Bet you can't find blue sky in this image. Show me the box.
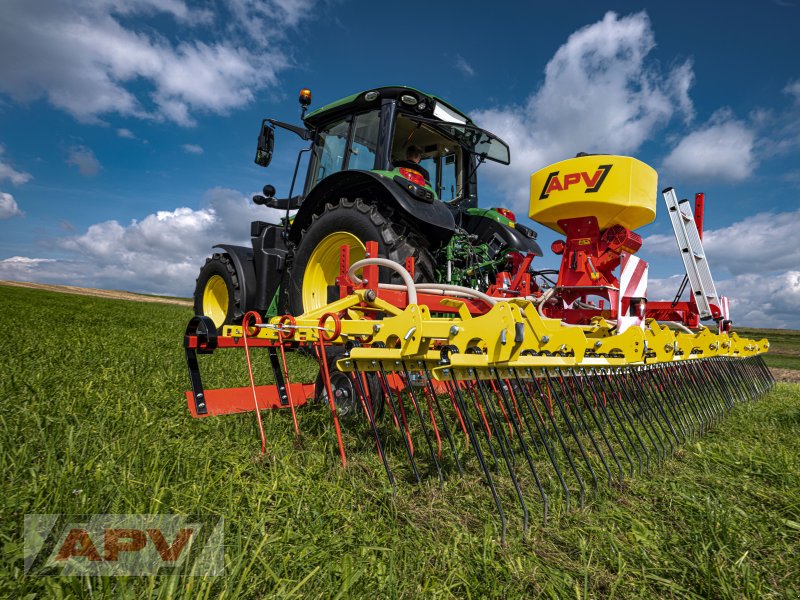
[0,0,798,327]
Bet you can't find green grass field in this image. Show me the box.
[1,285,799,599]
[737,327,800,372]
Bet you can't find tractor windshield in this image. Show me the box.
[392,114,466,201]
[406,115,510,165]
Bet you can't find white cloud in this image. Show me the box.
[0,192,24,219]
[661,109,756,182]
[0,188,283,295]
[645,208,800,278]
[0,0,306,126]
[455,55,475,77]
[786,80,800,103]
[66,146,102,177]
[182,143,204,155]
[473,11,694,211]
[117,128,135,139]
[649,272,800,329]
[0,145,32,185]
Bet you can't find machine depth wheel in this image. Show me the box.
[315,358,385,421]
[193,253,242,329]
[282,197,434,316]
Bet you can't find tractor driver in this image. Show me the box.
[394,145,431,183]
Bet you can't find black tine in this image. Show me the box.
[401,363,443,484]
[351,364,396,495]
[604,370,655,473]
[473,372,530,532]
[556,368,614,486]
[574,368,625,482]
[545,370,599,495]
[422,364,463,476]
[494,373,549,526]
[377,363,422,483]
[530,371,587,508]
[514,369,572,512]
[464,381,502,472]
[446,374,507,542]
[588,370,642,476]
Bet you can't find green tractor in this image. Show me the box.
[194,86,542,328]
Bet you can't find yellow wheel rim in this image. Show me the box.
[203,274,229,328]
[302,232,365,313]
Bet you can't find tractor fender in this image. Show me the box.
[463,213,544,257]
[212,244,256,316]
[289,170,456,245]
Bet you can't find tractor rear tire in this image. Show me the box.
[282,198,434,316]
[193,253,242,329]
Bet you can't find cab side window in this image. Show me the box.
[311,118,349,187]
[348,111,380,171]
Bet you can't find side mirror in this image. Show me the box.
[254,120,274,167]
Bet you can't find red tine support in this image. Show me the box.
[489,379,514,437]
[420,378,443,458]
[317,313,347,468]
[504,379,526,436]
[242,311,268,455]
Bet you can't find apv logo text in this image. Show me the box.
[24,514,224,576]
[539,164,613,200]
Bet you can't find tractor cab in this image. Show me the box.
[196,86,540,329]
[260,86,510,210]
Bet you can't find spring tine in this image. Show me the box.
[394,388,415,455]
[589,370,642,475]
[557,371,588,436]
[489,379,516,439]
[652,364,691,439]
[504,379,538,452]
[689,360,720,424]
[645,365,686,444]
[494,372,549,526]
[625,368,667,462]
[649,364,689,442]
[677,362,708,434]
[545,370,599,494]
[418,374,443,459]
[315,341,347,468]
[422,364,463,476]
[629,367,673,460]
[608,369,653,472]
[584,369,636,477]
[473,372,529,531]
[632,366,674,455]
[688,361,721,426]
[573,369,625,482]
[275,344,300,438]
[444,378,470,445]
[351,364,396,495]
[446,375,507,542]
[531,371,586,507]
[557,368,614,486]
[478,378,518,466]
[513,369,572,512]
[464,381,501,472]
[504,379,530,442]
[401,363,443,483]
[377,364,421,483]
[485,379,519,465]
[636,366,679,451]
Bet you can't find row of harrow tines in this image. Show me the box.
[185,258,773,540]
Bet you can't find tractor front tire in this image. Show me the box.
[283,198,434,316]
[193,253,242,329]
